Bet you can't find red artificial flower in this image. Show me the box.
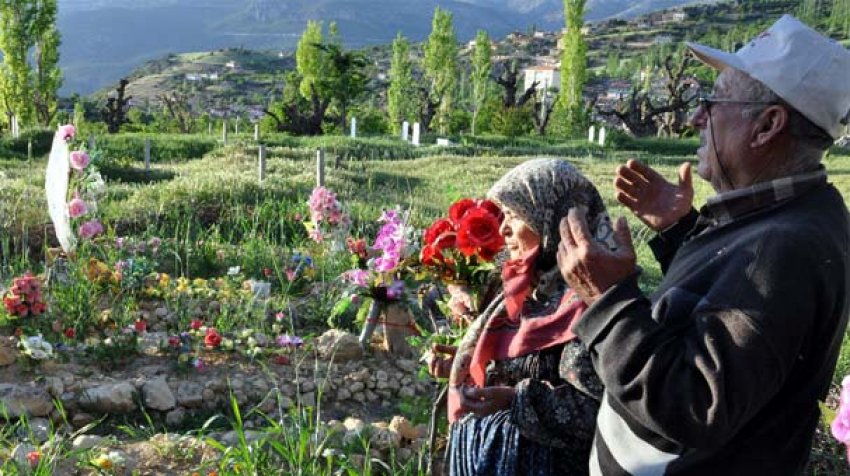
[64,327,76,339]
[134,320,147,333]
[273,354,290,365]
[449,198,476,224]
[31,302,46,316]
[479,199,503,222]
[204,328,222,348]
[26,450,40,467]
[190,319,203,330]
[424,218,455,246]
[420,244,439,267]
[3,295,19,313]
[168,335,180,347]
[457,207,504,258]
[15,304,29,318]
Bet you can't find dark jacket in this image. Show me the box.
[575,178,850,475]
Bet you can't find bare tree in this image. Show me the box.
[159,91,195,134]
[263,83,330,136]
[101,79,132,134]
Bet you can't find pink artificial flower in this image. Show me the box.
[58,124,75,141]
[832,376,850,443]
[134,320,147,333]
[26,450,40,467]
[275,312,286,321]
[78,220,104,239]
[168,336,180,347]
[68,198,88,218]
[69,151,90,170]
[190,319,203,330]
[116,237,125,249]
[342,269,370,287]
[286,269,297,282]
[192,358,205,370]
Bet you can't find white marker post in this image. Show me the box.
[316,149,325,187]
[350,117,357,138]
[222,120,228,145]
[401,121,409,141]
[144,138,151,170]
[254,123,260,141]
[588,125,596,144]
[412,122,420,146]
[598,127,606,147]
[258,145,267,182]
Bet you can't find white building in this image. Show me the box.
[523,65,561,93]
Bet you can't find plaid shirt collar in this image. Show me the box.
[700,166,828,226]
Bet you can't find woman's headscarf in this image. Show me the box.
[448,158,614,423]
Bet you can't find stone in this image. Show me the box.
[396,359,418,373]
[220,430,262,446]
[343,417,366,434]
[253,332,270,347]
[336,388,351,401]
[142,377,176,411]
[72,434,106,450]
[0,383,53,417]
[166,407,186,427]
[19,417,51,443]
[397,448,412,461]
[300,391,316,407]
[316,329,363,362]
[43,377,64,397]
[0,344,16,366]
[154,307,168,318]
[176,382,203,408]
[352,392,366,403]
[202,388,215,402]
[389,416,418,441]
[415,423,428,439]
[399,386,416,398]
[79,382,137,414]
[365,390,379,402]
[349,381,365,393]
[71,413,95,429]
[11,443,37,467]
[375,370,388,381]
[300,380,316,393]
[369,426,401,450]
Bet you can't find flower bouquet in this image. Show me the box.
[333,208,420,355]
[304,186,351,249]
[419,198,504,323]
[2,272,47,319]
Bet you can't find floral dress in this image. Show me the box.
[447,295,603,475]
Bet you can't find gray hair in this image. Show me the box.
[728,69,832,170]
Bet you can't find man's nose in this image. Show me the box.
[688,103,708,129]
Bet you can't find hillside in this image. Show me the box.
[57,0,719,95]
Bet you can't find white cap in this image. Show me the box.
[687,14,850,139]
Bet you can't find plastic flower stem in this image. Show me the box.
[358,299,382,349]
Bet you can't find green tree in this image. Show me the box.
[558,0,588,136]
[387,33,418,134]
[316,43,368,131]
[296,20,325,100]
[424,7,459,134]
[471,30,492,136]
[0,0,62,129]
[830,0,850,35]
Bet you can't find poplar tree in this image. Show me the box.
[558,0,588,135]
[296,20,325,100]
[424,7,458,134]
[830,0,850,35]
[387,33,417,134]
[471,30,492,136]
[0,0,62,129]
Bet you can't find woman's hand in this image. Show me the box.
[459,385,516,417]
[428,344,457,379]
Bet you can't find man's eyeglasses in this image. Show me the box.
[697,96,776,109]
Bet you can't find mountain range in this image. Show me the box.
[57,0,715,95]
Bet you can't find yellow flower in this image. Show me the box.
[92,455,113,470]
[159,273,171,288]
[193,278,208,288]
[176,277,190,294]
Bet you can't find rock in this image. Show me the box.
[72,434,105,450]
[0,383,53,417]
[142,377,176,411]
[389,416,418,441]
[337,388,351,401]
[71,413,95,429]
[399,386,416,398]
[397,447,412,461]
[11,443,37,467]
[220,430,263,446]
[176,382,203,408]
[154,307,168,318]
[369,426,401,450]
[343,417,366,434]
[316,329,363,362]
[253,332,270,347]
[349,381,365,393]
[18,417,51,443]
[166,408,186,427]
[79,382,137,414]
[414,423,428,439]
[0,345,16,366]
[43,377,64,397]
[366,390,379,402]
[300,380,316,393]
[202,388,215,402]
[396,359,418,373]
[300,391,316,407]
[352,392,366,403]
[376,370,389,381]
[279,396,294,410]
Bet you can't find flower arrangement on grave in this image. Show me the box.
[304,186,351,246]
[2,272,47,319]
[45,124,107,254]
[332,207,421,353]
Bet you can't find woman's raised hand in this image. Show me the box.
[614,159,693,232]
[428,344,457,379]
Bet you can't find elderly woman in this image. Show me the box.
[445,158,615,475]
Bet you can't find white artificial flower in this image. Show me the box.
[19,335,54,360]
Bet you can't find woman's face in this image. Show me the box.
[499,208,540,260]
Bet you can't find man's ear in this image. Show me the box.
[751,105,789,147]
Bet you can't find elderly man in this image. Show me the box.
[557,15,850,475]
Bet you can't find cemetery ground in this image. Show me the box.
[0,132,849,474]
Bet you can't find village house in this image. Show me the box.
[523,65,560,93]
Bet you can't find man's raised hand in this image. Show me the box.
[614,159,693,232]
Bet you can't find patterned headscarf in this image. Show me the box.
[487,158,614,269]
